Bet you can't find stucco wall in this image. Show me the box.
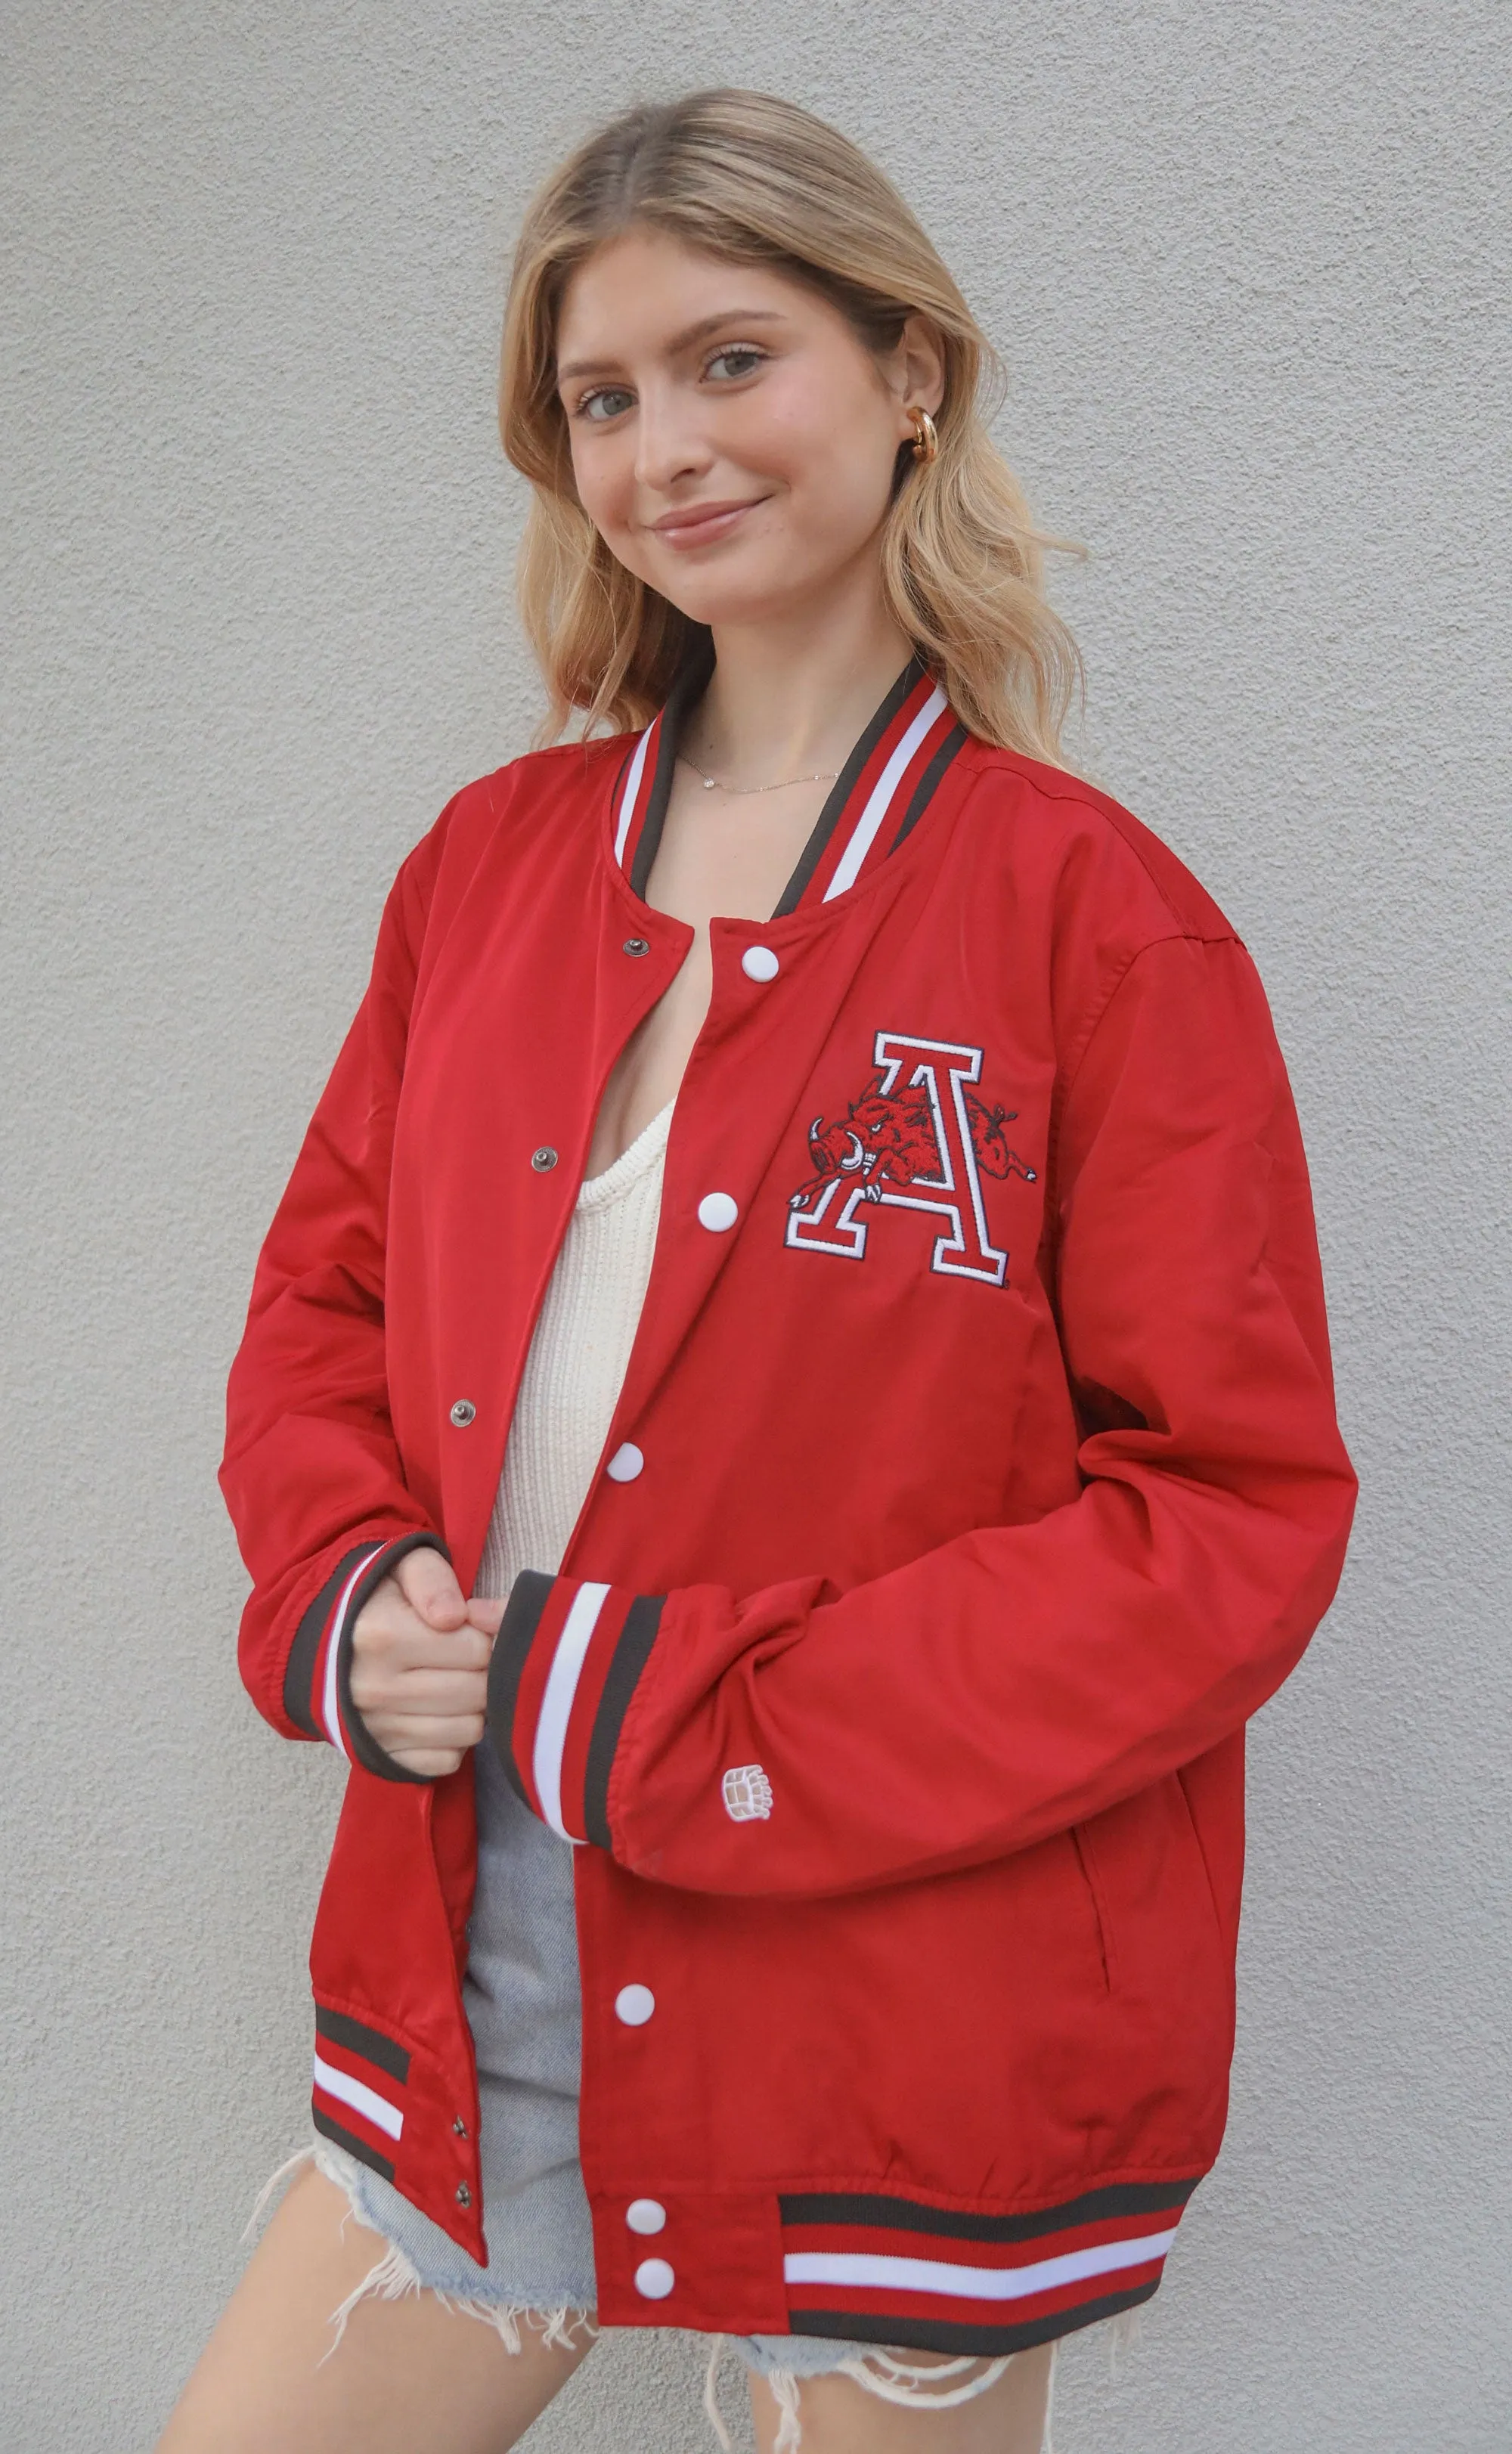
[4,3,1507,2446]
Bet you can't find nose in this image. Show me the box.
[634,377,714,494]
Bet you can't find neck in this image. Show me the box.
[693,562,916,785]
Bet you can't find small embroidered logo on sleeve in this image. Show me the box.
[722,1764,773,1822]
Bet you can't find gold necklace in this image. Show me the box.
[677,752,839,797]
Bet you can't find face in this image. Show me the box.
[553,228,944,631]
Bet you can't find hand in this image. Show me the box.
[348,1547,493,1778]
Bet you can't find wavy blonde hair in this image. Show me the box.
[500,89,1082,761]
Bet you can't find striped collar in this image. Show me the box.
[611,647,968,916]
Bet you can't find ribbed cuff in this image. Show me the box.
[486,1571,665,1845]
[284,1532,451,1782]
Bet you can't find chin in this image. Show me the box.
[646,559,822,634]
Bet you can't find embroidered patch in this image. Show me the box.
[786,1030,1036,1285]
[722,1765,774,1822]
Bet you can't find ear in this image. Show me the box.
[888,313,947,435]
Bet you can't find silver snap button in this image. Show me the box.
[453,2117,469,2138]
[455,2182,472,2207]
[531,1146,559,1171]
[449,1399,476,1427]
[623,937,651,957]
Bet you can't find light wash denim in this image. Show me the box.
[289,1743,1045,2446]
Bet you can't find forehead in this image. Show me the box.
[554,228,830,366]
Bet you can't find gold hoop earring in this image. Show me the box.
[908,407,939,464]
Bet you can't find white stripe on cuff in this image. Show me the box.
[321,1546,386,1756]
[823,686,949,900]
[312,2051,404,2141]
[533,1582,611,1841]
[782,2226,1177,2303]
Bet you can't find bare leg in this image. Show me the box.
[748,2342,1055,2454]
[156,2164,593,2454]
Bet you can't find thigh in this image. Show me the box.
[748,2341,1054,2454]
[156,2164,593,2454]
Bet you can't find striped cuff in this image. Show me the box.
[779,2178,1199,2353]
[283,1532,450,1783]
[486,1571,665,1846]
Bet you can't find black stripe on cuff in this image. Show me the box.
[581,1594,666,1850]
[284,1544,378,1738]
[779,2177,1198,2245]
[311,2104,397,2186]
[485,1570,556,1809]
[314,2004,412,2086]
[334,1532,451,1785]
[789,2277,1162,2359]
[889,722,968,849]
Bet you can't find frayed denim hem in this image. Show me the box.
[246,2146,1126,2451]
[705,2332,1062,2454]
[245,2143,598,2366]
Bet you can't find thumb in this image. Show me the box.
[394,1543,466,1630]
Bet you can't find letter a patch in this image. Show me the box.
[785,1030,1036,1285]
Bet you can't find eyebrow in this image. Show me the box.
[557,308,789,385]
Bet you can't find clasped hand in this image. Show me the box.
[348,1548,507,1778]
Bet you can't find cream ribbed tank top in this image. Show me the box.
[477,1098,674,1599]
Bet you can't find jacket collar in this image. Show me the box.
[610,640,968,916]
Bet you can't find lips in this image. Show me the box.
[650,497,767,549]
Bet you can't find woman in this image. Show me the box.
[161,88,1356,2454]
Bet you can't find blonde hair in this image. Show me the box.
[500,89,1082,761]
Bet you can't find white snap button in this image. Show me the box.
[614,1984,655,2026]
[697,1191,739,1233]
[634,2257,675,2299]
[606,1442,644,1483]
[741,945,779,982]
[626,2198,666,2235]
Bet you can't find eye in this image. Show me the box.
[574,386,634,423]
[704,345,767,383]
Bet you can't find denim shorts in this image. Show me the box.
[256,2140,1047,2453]
[268,1749,1053,2448]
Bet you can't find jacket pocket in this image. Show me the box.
[1069,1821,1117,1992]
[1176,1763,1228,1946]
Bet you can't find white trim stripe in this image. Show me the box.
[312,2051,404,2141]
[533,1582,612,1840]
[612,725,654,866]
[321,1546,385,1756]
[782,2226,1177,2304]
[823,686,950,900]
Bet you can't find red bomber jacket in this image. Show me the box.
[222,656,1356,2359]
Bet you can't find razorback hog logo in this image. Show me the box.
[786,1030,1036,1285]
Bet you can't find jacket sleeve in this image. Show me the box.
[220,835,450,1783]
[487,931,1358,1892]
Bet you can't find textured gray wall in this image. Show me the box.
[4,3,1507,2448]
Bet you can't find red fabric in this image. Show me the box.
[220,727,1355,2340]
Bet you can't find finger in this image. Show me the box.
[365,1669,491,1718]
[360,1615,493,1675]
[387,1748,467,1780]
[466,1595,506,1638]
[364,1713,485,1761]
[395,1544,468,1630]
[393,1622,493,1675]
